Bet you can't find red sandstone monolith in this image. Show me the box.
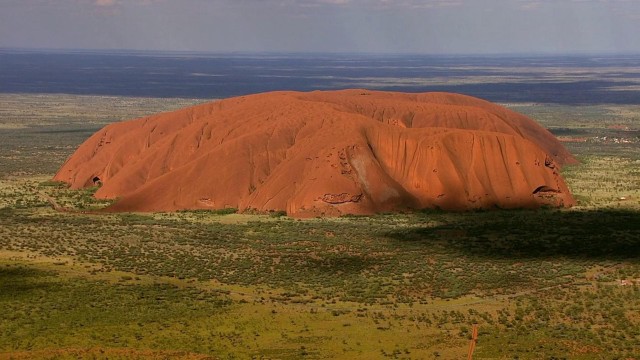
[54,90,576,217]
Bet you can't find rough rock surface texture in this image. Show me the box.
[55,90,577,217]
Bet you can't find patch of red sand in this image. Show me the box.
[54,90,577,217]
[558,136,588,143]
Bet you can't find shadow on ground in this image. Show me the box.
[0,266,54,297]
[384,209,640,260]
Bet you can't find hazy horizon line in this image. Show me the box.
[2,46,640,58]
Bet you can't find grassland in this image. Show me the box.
[0,94,638,359]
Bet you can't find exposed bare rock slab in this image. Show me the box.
[55,90,576,217]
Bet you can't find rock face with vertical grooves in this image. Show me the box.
[54,89,577,217]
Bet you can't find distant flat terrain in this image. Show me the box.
[2,50,640,104]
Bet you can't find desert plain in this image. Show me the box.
[1,57,639,359]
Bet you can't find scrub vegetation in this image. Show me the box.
[0,94,638,359]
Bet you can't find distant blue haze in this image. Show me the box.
[1,50,640,104]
